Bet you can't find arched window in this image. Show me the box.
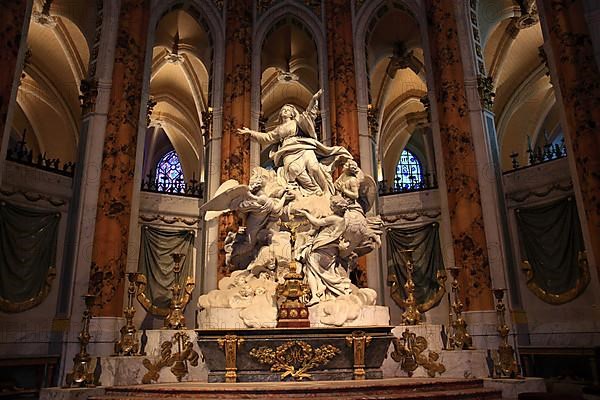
[394,149,423,190]
[156,150,185,193]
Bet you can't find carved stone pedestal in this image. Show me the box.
[197,326,393,382]
[381,324,489,379]
[98,329,207,386]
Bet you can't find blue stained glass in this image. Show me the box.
[394,149,423,190]
[156,150,185,193]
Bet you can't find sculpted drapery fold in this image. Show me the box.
[537,0,600,277]
[88,0,150,316]
[425,0,493,311]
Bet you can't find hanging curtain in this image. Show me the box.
[138,225,195,308]
[516,196,589,304]
[0,201,60,312]
[386,222,446,312]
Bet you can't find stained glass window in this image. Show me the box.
[394,149,423,190]
[156,150,185,193]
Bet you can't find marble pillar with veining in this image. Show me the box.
[0,0,28,172]
[325,0,360,161]
[88,0,150,317]
[217,0,253,282]
[425,0,494,311]
[537,0,600,276]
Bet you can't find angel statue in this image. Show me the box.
[238,89,352,196]
[200,168,294,273]
[294,196,353,305]
[334,159,383,265]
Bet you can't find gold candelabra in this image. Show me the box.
[164,253,194,329]
[115,272,139,355]
[492,288,519,378]
[447,267,472,350]
[135,253,195,329]
[277,218,310,328]
[400,249,421,325]
[65,294,96,387]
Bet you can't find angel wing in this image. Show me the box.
[357,174,377,213]
[200,179,251,221]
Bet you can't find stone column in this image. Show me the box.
[88,0,150,317]
[536,0,600,276]
[217,0,253,281]
[325,0,360,161]
[424,0,494,311]
[0,0,30,186]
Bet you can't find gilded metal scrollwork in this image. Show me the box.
[250,340,340,381]
[521,251,590,305]
[0,266,57,313]
[142,332,199,384]
[391,328,445,378]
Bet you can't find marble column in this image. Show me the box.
[217,0,252,281]
[0,0,29,184]
[537,0,600,276]
[325,0,360,161]
[425,0,494,311]
[88,0,150,317]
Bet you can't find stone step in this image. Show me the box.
[91,378,502,400]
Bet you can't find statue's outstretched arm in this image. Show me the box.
[237,126,280,145]
[306,89,323,117]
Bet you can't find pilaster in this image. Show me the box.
[536,0,600,279]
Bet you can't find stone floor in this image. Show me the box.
[81,378,503,399]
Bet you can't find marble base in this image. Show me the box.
[39,387,105,400]
[198,305,390,329]
[381,324,489,379]
[392,324,445,351]
[99,355,207,386]
[97,329,207,386]
[483,377,546,400]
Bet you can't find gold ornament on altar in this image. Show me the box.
[447,267,472,350]
[65,294,96,387]
[114,272,139,355]
[142,331,199,383]
[217,334,244,383]
[491,289,520,378]
[391,328,445,378]
[249,340,340,381]
[135,253,195,329]
[346,330,372,380]
[277,218,310,328]
[400,249,421,325]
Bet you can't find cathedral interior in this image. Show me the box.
[0,0,599,399]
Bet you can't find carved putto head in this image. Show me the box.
[330,195,349,215]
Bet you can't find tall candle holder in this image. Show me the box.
[115,272,139,355]
[400,249,421,325]
[492,288,519,378]
[65,294,96,387]
[447,267,472,350]
[164,253,194,329]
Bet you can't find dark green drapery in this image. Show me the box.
[516,196,586,298]
[0,201,60,307]
[138,225,195,308]
[386,222,445,310]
